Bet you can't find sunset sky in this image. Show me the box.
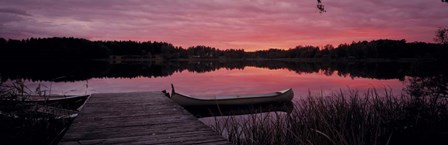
[0,0,447,51]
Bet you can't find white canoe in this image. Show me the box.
[169,84,294,106]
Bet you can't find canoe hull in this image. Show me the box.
[1,95,90,111]
[171,88,294,106]
[27,95,90,111]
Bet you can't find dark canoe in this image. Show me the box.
[169,84,294,106]
[3,95,90,111]
[0,95,90,145]
[0,104,79,145]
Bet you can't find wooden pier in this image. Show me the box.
[59,92,230,145]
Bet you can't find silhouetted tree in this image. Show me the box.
[434,27,448,45]
[316,0,447,13]
[0,37,446,61]
[317,0,326,13]
[0,38,6,46]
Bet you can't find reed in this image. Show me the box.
[211,89,448,145]
[0,80,72,145]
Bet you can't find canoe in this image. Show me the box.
[169,84,294,106]
[0,104,80,120]
[0,95,89,145]
[8,95,90,111]
[0,105,78,145]
[0,95,90,119]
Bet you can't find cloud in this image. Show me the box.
[0,0,447,50]
[0,8,31,16]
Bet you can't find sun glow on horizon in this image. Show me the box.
[0,0,446,51]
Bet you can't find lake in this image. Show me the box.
[1,60,429,99]
[1,60,448,145]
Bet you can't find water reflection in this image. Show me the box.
[2,60,446,82]
[405,74,448,102]
[184,101,294,118]
[1,60,447,99]
[2,60,448,145]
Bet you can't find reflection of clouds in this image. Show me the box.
[1,0,447,50]
[26,67,404,101]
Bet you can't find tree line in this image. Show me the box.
[0,37,446,61]
[1,60,447,82]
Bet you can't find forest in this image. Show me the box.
[1,60,447,82]
[0,37,446,61]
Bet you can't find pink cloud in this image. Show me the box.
[0,0,447,50]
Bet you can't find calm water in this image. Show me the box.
[1,60,421,100]
[3,60,445,98]
[1,60,447,144]
[19,66,404,99]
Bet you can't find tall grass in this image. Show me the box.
[0,80,73,145]
[211,89,448,145]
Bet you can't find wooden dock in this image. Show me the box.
[59,92,230,145]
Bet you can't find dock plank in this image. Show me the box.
[59,92,230,145]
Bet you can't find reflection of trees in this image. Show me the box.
[1,61,447,82]
[330,62,411,80]
[405,75,448,102]
[404,61,448,103]
[0,61,110,82]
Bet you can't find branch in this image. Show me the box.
[317,0,326,13]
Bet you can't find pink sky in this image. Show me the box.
[0,0,447,51]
